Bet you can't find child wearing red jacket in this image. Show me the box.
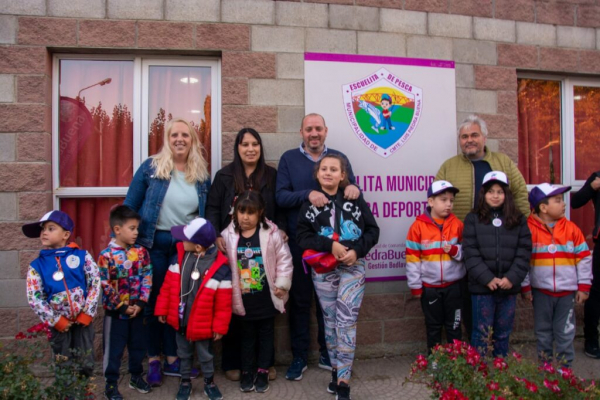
[155,218,232,400]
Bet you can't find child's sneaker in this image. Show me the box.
[104,383,123,400]
[176,380,192,400]
[336,382,351,400]
[147,360,162,387]
[255,369,269,393]
[327,369,337,394]
[129,374,151,394]
[203,377,223,400]
[164,359,201,378]
[240,371,255,392]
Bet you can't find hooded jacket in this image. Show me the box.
[26,243,101,332]
[571,170,600,241]
[522,214,592,295]
[154,242,232,341]
[406,209,465,296]
[463,210,532,295]
[222,219,293,316]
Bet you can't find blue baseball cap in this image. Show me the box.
[427,180,459,198]
[171,217,216,248]
[22,210,74,238]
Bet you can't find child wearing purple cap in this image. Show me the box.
[22,210,101,377]
[522,183,592,368]
[155,217,232,400]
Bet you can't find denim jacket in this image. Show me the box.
[124,158,211,249]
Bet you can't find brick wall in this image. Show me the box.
[1,0,597,360]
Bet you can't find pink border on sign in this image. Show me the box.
[366,276,408,282]
[305,52,454,69]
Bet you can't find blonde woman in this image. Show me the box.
[124,118,211,387]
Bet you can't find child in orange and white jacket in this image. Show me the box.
[522,183,592,367]
[155,218,232,400]
[406,181,465,353]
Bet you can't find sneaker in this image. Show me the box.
[225,369,241,381]
[319,353,333,371]
[164,359,201,379]
[585,343,600,359]
[327,369,337,394]
[176,380,193,400]
[203,377,223,400]
[268,366,277,381]
[336,382,351,400]
[104,383,123,400]
[255,370,270,393]
[147,360,162,387]
[129,374,152,394]
[240,371,255,392]
[285,357,307,381]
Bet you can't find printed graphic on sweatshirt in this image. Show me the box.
[342,67,422,158]
[236,246,266,294]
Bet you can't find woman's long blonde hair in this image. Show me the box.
[150,118,209,183]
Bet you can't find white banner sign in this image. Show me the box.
[305,53,457,281]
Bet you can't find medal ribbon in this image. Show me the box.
[56,256,76,320]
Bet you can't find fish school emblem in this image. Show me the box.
[343,68,422,158]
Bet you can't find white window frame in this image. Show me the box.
[518,74,600,219]
[51,54,221,208]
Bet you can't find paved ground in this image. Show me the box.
[95,340,600,399]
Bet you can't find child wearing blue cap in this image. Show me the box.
[22,210,101,377]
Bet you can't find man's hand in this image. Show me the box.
[576,291,590,304]
[591,176,600,191]
[309,190,329,208]
[215,237,227,253]
[343,184,360,200]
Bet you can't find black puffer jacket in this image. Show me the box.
[572,170,600,241]
[463,210,532,295]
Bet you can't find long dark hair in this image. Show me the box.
[313,154,350,190]
[232,190,268,232]
[232,128,269,194]
[474,182,523,229]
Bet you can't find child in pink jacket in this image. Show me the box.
[221,190,293,393]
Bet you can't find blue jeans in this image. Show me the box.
[146,230,178,358]
[471,294,516,357]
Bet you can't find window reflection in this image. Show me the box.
[517,79,562,184]
[573,86,600,181]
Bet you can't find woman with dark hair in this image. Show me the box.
[463,171,531,357]
[206,127,286,381]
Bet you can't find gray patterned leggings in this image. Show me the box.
[312,260,366,382]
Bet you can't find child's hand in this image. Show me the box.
[576,291,589,304]
[338,250,358,266]
[486,277,501,291]
[274,287,288,299]
[63,321,74,332]
[413,293,422,299]
[125,306,136,315]
[280,230,289,243]
[332,242,347,259]
[442,244,452,253]
[216,237,227,253]
[158,316,167,323]
[130,305,142,318]
[498,277,513,290]
[521,291,533,302]
[213,333,223,341]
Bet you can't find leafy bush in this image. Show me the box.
[405,340,600,399]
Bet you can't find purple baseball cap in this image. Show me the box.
[171,218,216,248]
[22,210,74,238]
[427,180,460,198]
[528,183,572,209]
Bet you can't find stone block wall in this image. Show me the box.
[1,0,598,360]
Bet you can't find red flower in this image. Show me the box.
[14,332,27,340]
[541,362,556,374]
[512,352,523,362]
[493,357,508,371]
[525,380,538,393]
[544,378,561,393]
[466,348,481,366]
[559,367,573,380]
[487,381,499,391]
[415,354,428,370]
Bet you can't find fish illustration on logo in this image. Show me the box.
[343,67,423,158]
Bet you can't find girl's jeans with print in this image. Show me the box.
[312,260,365,382]
[471,294,517,357]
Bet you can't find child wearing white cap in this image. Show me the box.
[463,171,531,357]
[522,183,592,367]
[154,217,232,400]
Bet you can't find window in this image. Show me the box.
[517,76,600,248]
[53,55,221,257]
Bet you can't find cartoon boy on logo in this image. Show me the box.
[380,93,395,131]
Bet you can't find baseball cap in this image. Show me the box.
[482,171,509,186]
[427,180,460,198]
[528,183,572,209]
[171,217,216,248]
[22,210,74,238]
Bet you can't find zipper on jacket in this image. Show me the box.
[440,232,445,284]
[494,213,500,278]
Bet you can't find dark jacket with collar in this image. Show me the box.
[463,210,532,295]
[206,163,286,235]
[296,189,379,259]
[571,170,600,241]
